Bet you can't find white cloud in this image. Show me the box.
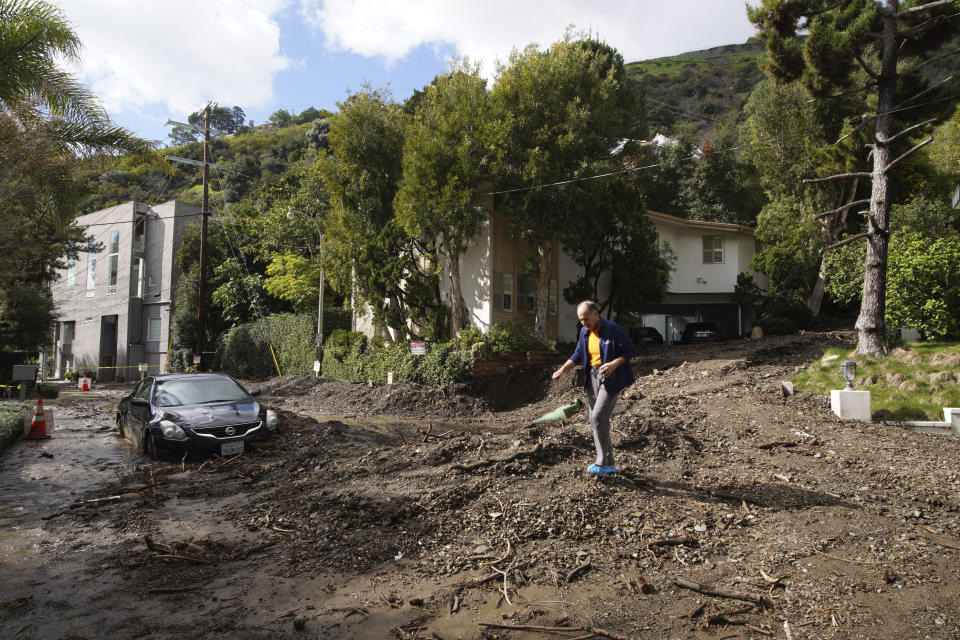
[56,0,291,117]
[302,0,758,75]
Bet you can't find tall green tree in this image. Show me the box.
[394,65,491,332]
[740,78,862,314]
[489,35,644,338]
[749,0,960,356]
[320,87,445,341]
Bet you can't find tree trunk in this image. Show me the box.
[535,241,552,341]
[856,1,897,358]
[446,243,469,332]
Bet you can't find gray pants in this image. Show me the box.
[587,367,618,466]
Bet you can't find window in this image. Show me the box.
[548,278,558,315]
[133,258,144,297]
[134,214,146,251]
[516,275,536,314]
[85,240,96,296]
[107,231,119,294]
[492,272,513,312]
[134,378,153,401]
[702,235,724,264]
[148,317,162,341]
[502,273,513,311]
[62,322,75,344]
[66,262,76,299]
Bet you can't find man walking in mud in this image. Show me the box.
[552,300,635,476]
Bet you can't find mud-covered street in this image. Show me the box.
[2,331,960,639]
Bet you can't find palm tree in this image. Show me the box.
[0,0,159,350]
[0,0,154,156]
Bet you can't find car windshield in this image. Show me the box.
[153,377,250,407]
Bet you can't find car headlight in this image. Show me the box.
[265,410,277,430]
[160,419,188,441]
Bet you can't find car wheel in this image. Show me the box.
[116,413,125,437]
[145,432,160,460]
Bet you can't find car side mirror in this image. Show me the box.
[131,397,150,407]
[248,387,261,397]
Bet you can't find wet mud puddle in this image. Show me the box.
[0,401,138,569]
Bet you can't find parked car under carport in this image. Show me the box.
[116,373,277,459]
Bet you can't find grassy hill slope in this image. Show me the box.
[626,41,766,138]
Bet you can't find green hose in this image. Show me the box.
[532,398,583,424]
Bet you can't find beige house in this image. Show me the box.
[435,206,762,343]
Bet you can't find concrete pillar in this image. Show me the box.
[831,389,871,421]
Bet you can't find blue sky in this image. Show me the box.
[56,1,759,146]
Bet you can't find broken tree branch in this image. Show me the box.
[758,440,798,450]
[897,11,960,40]
[885,117,939,145]
[815,199,871,219]
[894,75,955,110]
[674,579,770,609]
[884,136,934,174]
[803,172,872,184]
[900,47,960,77]
[449,442,543,472]
[478,622,638,640]
[566,559,593,583]
[645,536,698,548]
[853,50,880,79]
[822,232,870,253]
[896,0,957,17]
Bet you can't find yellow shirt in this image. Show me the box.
[588,330,602,367]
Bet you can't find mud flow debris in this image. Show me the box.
[2,331,960,639]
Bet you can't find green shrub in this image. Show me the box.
[167,348,194,373]
[321,331,470,386]
[216,313,316,380]
[322,307,352,340]
[462,322,550,360]
[0,401,30,452]
[759,316,797,336]
[36,383,59,399]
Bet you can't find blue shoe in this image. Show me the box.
[587,463,605,476]
[600,465,620,475]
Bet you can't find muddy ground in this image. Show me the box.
[2,330,959,640]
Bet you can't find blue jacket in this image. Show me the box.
[568,318,636,395]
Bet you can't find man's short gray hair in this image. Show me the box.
[577,300,599,313]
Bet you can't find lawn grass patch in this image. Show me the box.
[0,401,30,452]
[791,342,960,421]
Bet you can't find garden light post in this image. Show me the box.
[840,360,857,390]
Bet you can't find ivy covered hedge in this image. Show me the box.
[216,313,316,380]
[321,330,471,386]
[0,401,30,452]
[321,322,550,387]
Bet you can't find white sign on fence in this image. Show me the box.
[410,340,426,356]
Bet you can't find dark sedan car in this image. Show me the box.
[680,322,722,343]
[628,326,664,345]
[116,373,277,459]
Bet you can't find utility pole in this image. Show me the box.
[195,104,211,370]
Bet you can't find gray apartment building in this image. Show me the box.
[51,200,200,381]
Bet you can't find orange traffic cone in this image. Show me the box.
[26,398,51,439]
[79,376,90,391]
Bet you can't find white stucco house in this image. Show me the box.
[434,205,765,344]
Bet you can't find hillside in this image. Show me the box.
[626,41,767,138]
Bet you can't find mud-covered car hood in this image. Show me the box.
[157,401,261,427]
